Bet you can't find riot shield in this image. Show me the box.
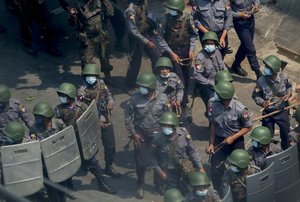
[40,126,81,183]
[1,141,43,197]
[266,144,300,202]
[76,100,101,160]
[246,162,275,202]
[222,186,233,202]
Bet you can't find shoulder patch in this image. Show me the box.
[20,106,26,113]
[242,110,250,119]
[255,87,260,93]
[194,62,202,71]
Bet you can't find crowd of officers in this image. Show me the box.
[0,0,300,201]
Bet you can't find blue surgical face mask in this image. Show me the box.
[204,44,216,53]
[252,140,259,148]
[85,76,97,85]
[214,93,220,101]
[230,165,240,173]
[59,96,68,104]
[195,189,208,197]
[35,116,43,125]
[168,9,178,16]
[139,86,149,95]
[264,67,272,76]
[160,73,170,79]
[162,127,173,136]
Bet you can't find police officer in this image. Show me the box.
[0,84,33,145]
[157,0,198,108]
[229,0,262,78]
[164,188,185,202]
[224,149,260,201]
[123,0,160,94]
[248,126,281,170]
[150,112,204,194]
[124,72,169,199]
[252,55,292,150]
[59,0,115,85]
[192,0,232,57]
[193,31,227,116]
[288,106,300,164]
[156,57,184,112]
[207,81,252,196]
[54,82,116,195]
[77,64,121,178]
[187,171,220,202]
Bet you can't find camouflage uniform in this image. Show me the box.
[186,187,221,202]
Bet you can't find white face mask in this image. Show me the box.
[195,189,208,197]
[139,86,149,95]
[230,165,240,173]
[214,93,220,101]
[160,73,170,79]
[168,9,178,16]
[59,96,68,104]
[204,44,216,53]
[85,76,97,85]
[252,140,259,148]
[162,127,173,136]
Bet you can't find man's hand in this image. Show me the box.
[252,4,259,13]
[132,133,143,150]
[189,51,195,61]
[147,41,156,49]
[283,93,292,101]
[199,166,206,173]
[262,101,269,108]
[159,170,167,180]
[239,11,251,19]
[175,100,181,108]
[107,102,113,110]
[100,121,107,129]
[170,52,180,63]
[69,7,78,16]
[223,136,235,145]
[207,144,215,154]
[220,37,226,48]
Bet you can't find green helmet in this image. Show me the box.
[202,31,219,42]
[166,0,185,11]
[263,55,281,74]
[33,102,54,118]
[215,70,233,84]
[214,81,235,99]
[190,172,210,186]
[164,188,184,202]
[156,57,173,69]
[82,64,100,76]
[159,112,179,127]
[250,126,272,145]
[4,122,25,141]
[295,107,300,123]
[227,149,250,169]
[136,72,157,90]
[0,84,11,102]
[57,83,77,99]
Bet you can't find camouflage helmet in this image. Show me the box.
[227,149,250,169]
[0,84,11,102]
[164,188,184,202]
[250,126,272,145]
[33,102,54,118]
[166,0,185,11]
[82,64,100,76]
[159,112,179,127]
[4,122,25,141]
[295,106,300,123]
[190,171,210,186]
[214,81,235,99]
[136,72,157,90]
[57,83,77,99]
[215,70,233,84]
[202,31,219,42]
[156,57,173,69]
[263,55,281,74]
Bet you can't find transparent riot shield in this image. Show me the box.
[222,186,233,202]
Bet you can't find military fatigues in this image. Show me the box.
[124,0,160,89]
[193,48,227,116]
[150,128,202,192]
[125,91,169,186]
[157,12,198,106]
[252,73,292,149]
[187,187,220,202]
[59,0,114,74]
[210,99,252,195]
[192,0,233,57]
[224,165,260,202]
[230,0,260,72]
[288,126,300,164]
[0,99,33,145]
[78,79,117,169]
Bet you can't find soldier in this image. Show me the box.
[252,55,292,150]
[224,149,260,201]
[248,126,281,170]
[207,81,252,196]
[288,106,300,164]
[6,0,61,56]
[193,31,227,117]
[164,188,185,202]
[150,112,204,194]
[187,171,220,202]
[192,0,233,57]
[229,0,262,78]
[124,72,169,199]
[157,0,198,109]
[77,64,121,179]
[123,0,160,94]
[55,82,116,194]
[59,0,116,85]
[0,84,33,145]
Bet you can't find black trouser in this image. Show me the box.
[197,83,214,117]
[43,166,66,202]
[109,7,125,44]
[262,110,290,150]
[101,124,116,168]
[211,136,245,197]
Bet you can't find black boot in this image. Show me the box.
[96,175,116,194]
[231,66,248,77]
[254,69,262,80]
[105,166,122,178]
[136,184,144,199]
